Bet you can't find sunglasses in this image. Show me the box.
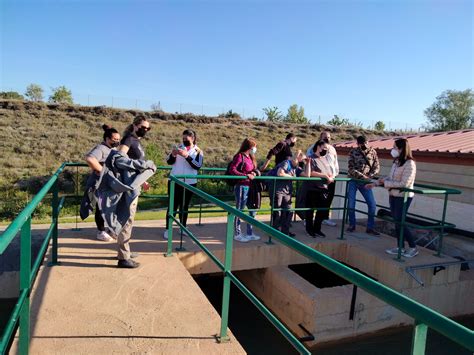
[139,126,151,131]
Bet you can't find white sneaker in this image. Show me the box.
[322,219,337,227]
[402,248,419,258]
[97,231,113,242]
[234,233,250,243]
[385,247,405,255]
[246,234,261,241]
[163,229,169,240]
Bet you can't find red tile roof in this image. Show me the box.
[334,129,474,154]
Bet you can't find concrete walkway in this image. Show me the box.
[10,219,246,354]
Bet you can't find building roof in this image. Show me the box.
[334,129,474,154]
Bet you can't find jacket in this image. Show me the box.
[167,144,203,184]
[383,160,416,198]
[228,153,256,186]
[348,146,380,180]
[96,150,156,236]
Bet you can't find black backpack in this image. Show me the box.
[225,153,245,187]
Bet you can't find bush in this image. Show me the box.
[49,86,73,104]
[0,91,24,100]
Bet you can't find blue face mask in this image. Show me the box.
[251,147,257,154]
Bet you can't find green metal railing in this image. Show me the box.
[0,162,68,355]
[1,164,471,354]
[166,174,473,354]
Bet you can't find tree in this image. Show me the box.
[49,86,73,104]
[150,102,162,112]
[424,89,474,131]
[285,104,309,124]
[327,115,350,126]
[263,106,283,122]
[25,84,44,102]
[0,91,24,100]
[374,121,386,131]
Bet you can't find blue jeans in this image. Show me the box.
[389,196,415,248]
[347,181,376,229]
[234,185,257,236]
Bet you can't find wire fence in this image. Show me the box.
[2,85,425,132]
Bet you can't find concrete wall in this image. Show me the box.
[237,266,474,346]
[335,156,474,232]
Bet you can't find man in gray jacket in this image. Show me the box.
[97,148,156,268]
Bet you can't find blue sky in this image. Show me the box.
[1,0,472,128]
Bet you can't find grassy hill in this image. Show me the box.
[0,99,398,220]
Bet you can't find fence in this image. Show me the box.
[1,163,471,354]
[1,85,425,131]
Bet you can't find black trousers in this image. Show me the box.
[165,182,196,229]
[305,189,331,234]
[95,203,105,232]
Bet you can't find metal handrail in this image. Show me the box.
[1,163,468,354]
[166,175,474,354]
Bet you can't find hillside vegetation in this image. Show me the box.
[0,100,398,219]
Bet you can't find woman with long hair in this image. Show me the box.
[82,124,121,241]
[228,138,260,242]
[300,140,334,238]
[367,138,418,257]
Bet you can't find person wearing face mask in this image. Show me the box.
[306,131,339,227]
[163,129,203,239]
[347,136,380,235]
[119,115,150,160]
[300,140,334,238]
[229,138,261,242]
[80,124,121,242]
[260,133,297,171]
[366,138,417,258]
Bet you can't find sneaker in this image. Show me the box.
[163,229,169,240]
[246,234,261,241]
[305,230,316,238]
[314,230,326,238]
[385,247,405,255]
[322,219,337,227]
[117,259,140,268]
[97,231,113,242]
[346,225,356,233]
[402,248,419,258]
[366,228,381,236]
[234,234,250,243]
[285,231,296,238]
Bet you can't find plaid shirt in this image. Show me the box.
[348,147,380,180]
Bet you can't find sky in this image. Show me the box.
[1,0,473,129]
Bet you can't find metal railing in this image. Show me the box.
[165,174,473,354]
[0,164,471,354]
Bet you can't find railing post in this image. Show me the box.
[19,217,31,355]
[72,166,81,231]
[435,194,449,257]
[218,213,235,343]
[49,180,60,266]
[396,192,408,262]
[198,197,203,226]
[176,181,186,252]
[411,321,428,355]
[266,179,276,245]
[166,179,175,257]
[339,180,349,240]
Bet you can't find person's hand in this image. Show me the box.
[178,149,189,158]
[247,172,256,180]
[378,177,385,185]
[326,175,334,184]
[365,183,375,189]
[142,182,150,191]
[171,148,179,157]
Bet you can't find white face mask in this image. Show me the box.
[251,147,257,154]
[391,148,400,158]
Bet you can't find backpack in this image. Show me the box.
[225,153,245,187]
